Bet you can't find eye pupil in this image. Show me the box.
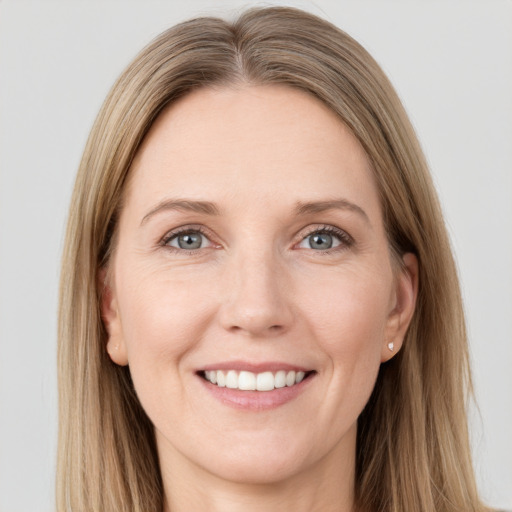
[309,233,333,250]
[178,233,202,250]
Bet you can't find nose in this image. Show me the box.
[218,249,294,337]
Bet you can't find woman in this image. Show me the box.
[57,6,492,512]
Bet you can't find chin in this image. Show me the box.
[201,449,311,485]
[159,425,320,486]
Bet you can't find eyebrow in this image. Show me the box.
[294,199,371,226]
[140,199,220,226]
[140,197,370,227]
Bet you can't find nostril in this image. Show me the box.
[226,323,286,336]
[218,283,294,336]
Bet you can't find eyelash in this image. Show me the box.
[298,225,354,254]
[160,225,213,254]
[159,224,354,254]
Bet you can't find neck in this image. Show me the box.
[160,427,357,512]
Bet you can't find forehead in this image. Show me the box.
[125,85,381,220]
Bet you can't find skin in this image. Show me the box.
[102,85,418,512]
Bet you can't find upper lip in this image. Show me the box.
[198,360,313,373]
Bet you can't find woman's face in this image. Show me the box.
[103,85,417,486]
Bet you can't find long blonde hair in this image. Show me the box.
[58,7,487,511]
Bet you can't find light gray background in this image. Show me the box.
[0,1,511,511]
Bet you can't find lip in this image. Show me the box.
[199,360,312,373]
[196,362,316,411]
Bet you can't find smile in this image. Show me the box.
[202,369,311,391]
[197,363,316,410]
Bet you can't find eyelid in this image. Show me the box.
[157,223,353,254]
[160,224,219,250]
[294,224,354,251]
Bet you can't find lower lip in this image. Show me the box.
[198,374,315,411]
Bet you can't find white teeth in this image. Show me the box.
[216,371,226,387]
[285,371,296,387]
[256,371,275,391]
[238,371,256,390]
[205,370,217,384]
[274,370,286,388]
[226,370,238,389]
[203,369,310,391]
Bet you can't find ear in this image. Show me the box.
[381,252,419,362]
[98,268,128,366]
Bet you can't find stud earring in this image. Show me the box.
[387,342,394,352]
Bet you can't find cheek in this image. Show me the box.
[297,264,391,356]
[283,264,392,456]
[295,263,391,415]
[116,264,215,371]
[115,266,219,425]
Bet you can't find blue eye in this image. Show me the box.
[306,233,338,250]
[166,231,210,250]
[298,227,350,251]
